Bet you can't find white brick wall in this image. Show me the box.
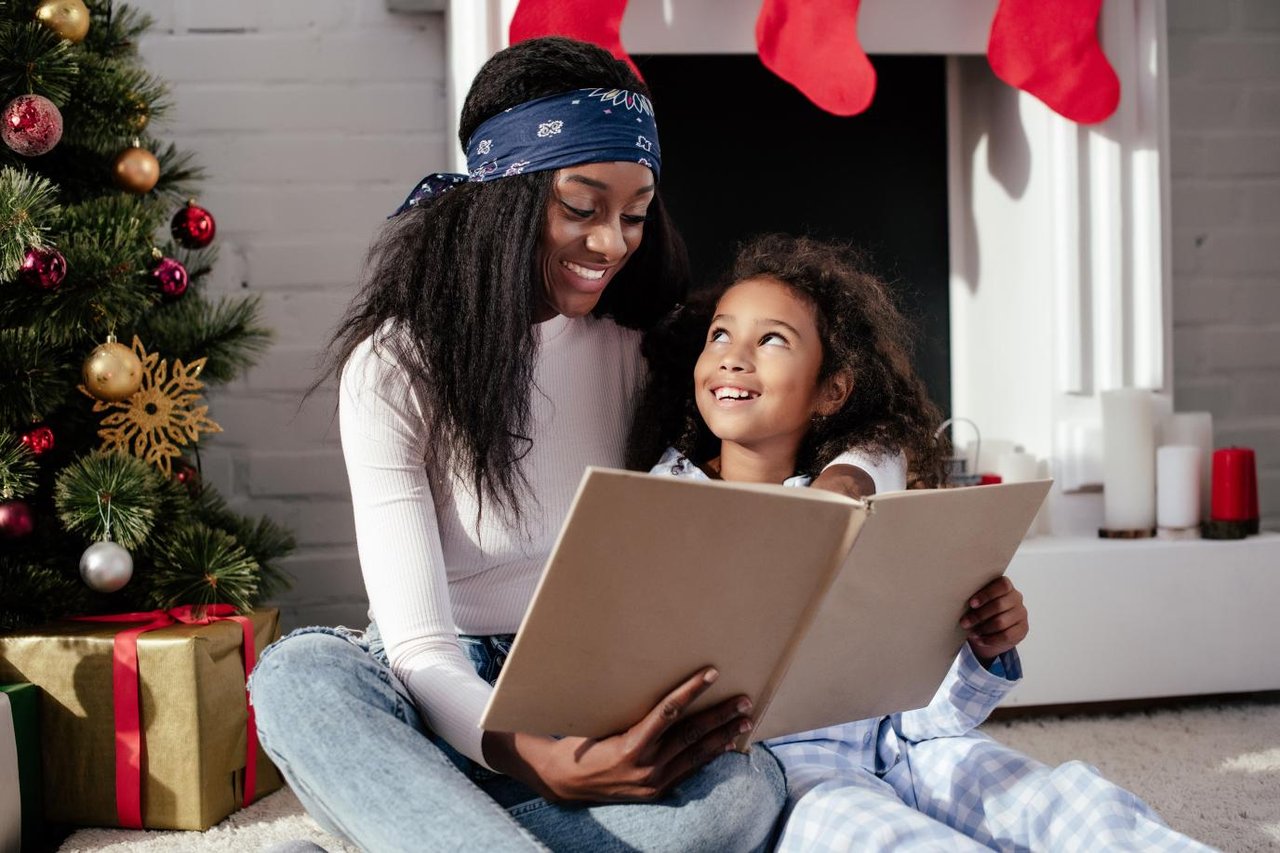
[131,0,448,630]
[128,1,1280,630]
[1168,0,1280,531]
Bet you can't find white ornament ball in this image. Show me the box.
[79,541,133,593]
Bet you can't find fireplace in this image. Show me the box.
[444,0,1174,538]
[443,0,1280,707]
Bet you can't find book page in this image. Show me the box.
[757,480,1051,741]
[481,467,861,738]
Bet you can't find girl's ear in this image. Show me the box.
[815,369,854,416]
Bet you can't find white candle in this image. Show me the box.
[998,450,1043,538]
[1157,445,1201,529]
[964,438,1019,476]
[996,450,1039,483]
[1162,412,1214,520]
[1101,389,1156,531]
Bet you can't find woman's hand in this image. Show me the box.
[482,666,753,804]
[960,576,1028,665]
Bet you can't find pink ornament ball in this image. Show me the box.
[0,500,34,539]
[151,256,189,299]
[17,246,67,290]
[1,94,63,157]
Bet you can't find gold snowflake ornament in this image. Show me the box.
[82,336,222,475]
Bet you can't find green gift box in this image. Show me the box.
[0,609,282,831]
[1,683,42,851]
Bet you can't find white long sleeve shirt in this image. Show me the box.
[339,313,645,765]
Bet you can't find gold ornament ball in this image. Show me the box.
[83,340,143,402]
[113,146,160,194]
[35,0,90,43]
[127,97,150,132]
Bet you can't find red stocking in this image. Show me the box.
[509,0,640,80]
[987,0,1120,124]
[756,0,876,117]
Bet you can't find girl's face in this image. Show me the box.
[694,277,846,462]
[535,161,654,322]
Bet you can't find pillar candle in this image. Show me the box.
[998,450,1042,538]
[1211,447,1257,523]
[996,450,1039,483]
[964,439,1019,476]
[1101,389,1156,531]
[1163,412,1213,520]
[1156,445,1200,529]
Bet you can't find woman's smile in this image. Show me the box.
[535,161,654,322]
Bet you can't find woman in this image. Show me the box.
[248,37,785,852]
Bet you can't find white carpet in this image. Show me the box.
[59,698,1280,852]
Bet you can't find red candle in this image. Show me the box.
[1210,448,1257,523]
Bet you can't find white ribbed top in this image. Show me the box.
[339,314,645,766]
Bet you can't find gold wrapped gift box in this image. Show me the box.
[0,608,283,831]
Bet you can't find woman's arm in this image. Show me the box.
[340,337,497,766]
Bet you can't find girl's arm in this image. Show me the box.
[810,463,876,499]
[960,576,1029,665]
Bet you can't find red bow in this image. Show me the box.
[74,605,260,829]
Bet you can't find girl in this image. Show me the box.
[639,233,1208,851]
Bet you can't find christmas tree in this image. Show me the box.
[0,0,294,630]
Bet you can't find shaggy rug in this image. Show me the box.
[58,697,1280,852]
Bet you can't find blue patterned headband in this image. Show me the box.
[391,88,661,217]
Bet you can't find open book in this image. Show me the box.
[481,468,1051,743]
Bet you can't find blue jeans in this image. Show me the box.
[248,624,786,852]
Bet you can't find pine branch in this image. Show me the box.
[58,54,170,151]
[152,141,203,201]
[145,521,259,613]
[0,327,78,427]
[0,165,62,280]
[139,292,274,384]
[54,450,160,548]
[0,552,89,630]
[165,240,216,284]
[0,195,160,343]
[82,1,153,61]
[0,431,38,499]
[0,21,78,105]
[193,484,296,601]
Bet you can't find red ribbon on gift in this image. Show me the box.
[73,605,259,829]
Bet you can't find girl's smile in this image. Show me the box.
[694,276,849,479]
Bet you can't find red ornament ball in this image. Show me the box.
[171,202,217,249]
[20,425,55,456]
[1,94,63,157]
[17,246,67,290]
[151,256,189,299]
[172,457,203,497]
[0,500,34,539]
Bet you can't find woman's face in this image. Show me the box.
[535,161,654,322]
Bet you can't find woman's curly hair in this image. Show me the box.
[320,37,689,522]
[631,233,945,486]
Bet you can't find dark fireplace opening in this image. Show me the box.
[634,53,952,416]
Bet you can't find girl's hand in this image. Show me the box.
[482,666,753,804]
[960,576,1028,665]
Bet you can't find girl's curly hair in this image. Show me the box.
[630,233,945,486]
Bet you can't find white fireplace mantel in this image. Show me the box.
[446,0,1170,528]
[443,0,1280,706]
